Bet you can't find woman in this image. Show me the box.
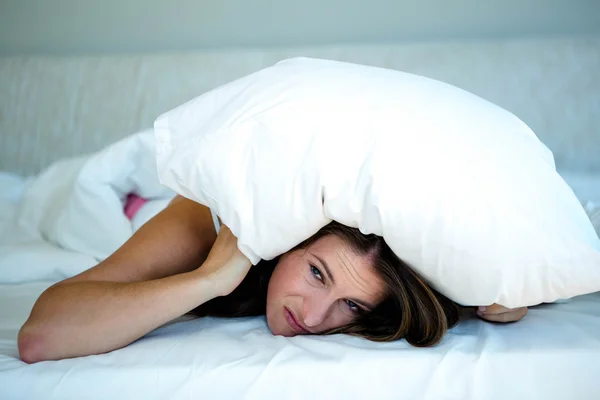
[18,196,527,363]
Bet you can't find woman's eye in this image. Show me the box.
[310,265,323,281]
[346,300,360,313]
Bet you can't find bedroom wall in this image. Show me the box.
[1,0,599,55]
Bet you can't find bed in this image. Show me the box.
[1,35,600,399]
[1,135,599,400]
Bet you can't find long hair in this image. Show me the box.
[190,222,460,346]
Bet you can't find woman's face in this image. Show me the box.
[266,234,386,336]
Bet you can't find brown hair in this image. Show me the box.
[190,221,460,346]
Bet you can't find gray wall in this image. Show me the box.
[1,0,600,55]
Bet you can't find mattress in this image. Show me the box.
[1,162,600,399]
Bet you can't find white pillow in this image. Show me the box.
[154,57,600,308]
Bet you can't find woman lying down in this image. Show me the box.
[17,195,528,363]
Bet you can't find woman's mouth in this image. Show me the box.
[284,307,309,334]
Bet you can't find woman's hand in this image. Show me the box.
[196,224,253,296]
[477,304,528,323]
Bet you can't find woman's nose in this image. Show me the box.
[302,295,332,328]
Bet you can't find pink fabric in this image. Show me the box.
[124,193,147,220]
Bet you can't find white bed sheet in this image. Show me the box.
[1,282,599,400]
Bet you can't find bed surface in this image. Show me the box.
[1,170,600,399]
[1,282,599,399]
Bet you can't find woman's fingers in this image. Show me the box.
[478,303,509,315]
[477,304,528,323]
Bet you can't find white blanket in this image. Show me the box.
[0,130,174,283]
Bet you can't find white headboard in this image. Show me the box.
[1,36,599,176]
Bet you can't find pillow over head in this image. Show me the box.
[154,57,600,308]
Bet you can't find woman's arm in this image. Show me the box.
[63,195,218,284]
[19,269,221,363]
[18,196,251,363]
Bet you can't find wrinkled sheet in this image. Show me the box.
[0,281,599,400]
